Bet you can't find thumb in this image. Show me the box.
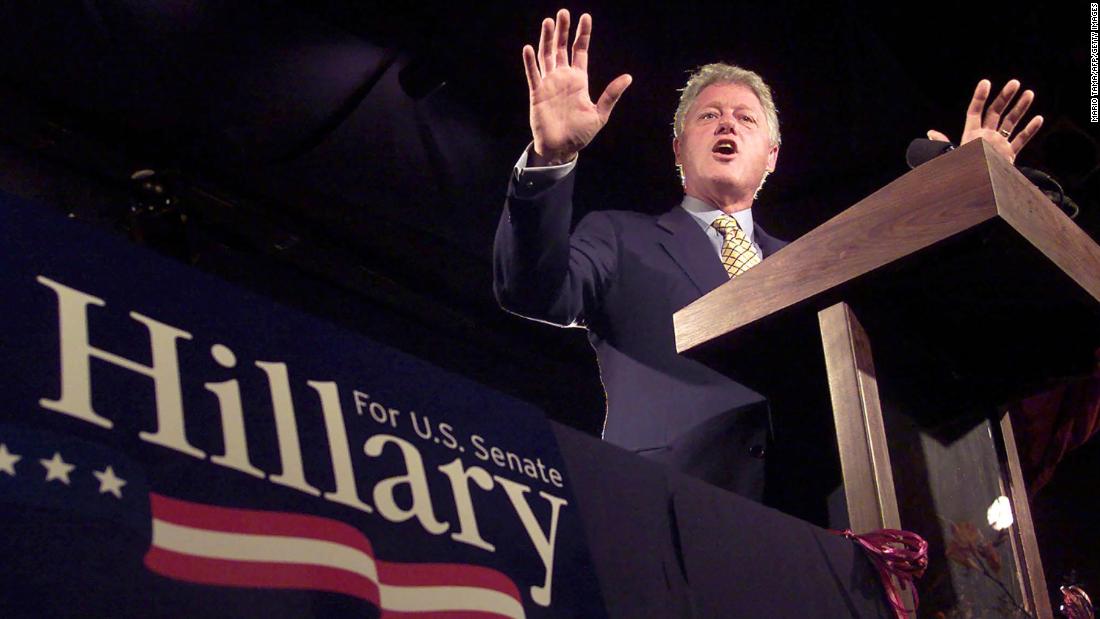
[926,129,951,143]
[596,74,633,124]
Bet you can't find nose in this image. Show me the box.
[715,115,736,134]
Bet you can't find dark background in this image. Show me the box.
[1,0,1096,608]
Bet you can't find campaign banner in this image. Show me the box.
[0,192,606,618]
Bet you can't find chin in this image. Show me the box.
[703,174,750,195]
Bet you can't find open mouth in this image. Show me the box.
[712,140,737,156]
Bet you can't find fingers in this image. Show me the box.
[537,17,554,75]
[998,88,1034,135]
[962,78,1042,152]
[522,45,541,93]
[982,79,1020,130]
[572,13,592,72]
[926,129,951,142]
[1011,115,1043,155]
[554,9,570,69]
[596,73,633,123]
[963,79,991,137]
[535,10,578,78]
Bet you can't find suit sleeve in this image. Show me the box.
[493,170,618,328]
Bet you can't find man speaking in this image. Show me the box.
[493,9,1042,504]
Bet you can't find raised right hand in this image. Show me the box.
[522,9,632,166]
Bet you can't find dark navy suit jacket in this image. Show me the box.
[493,170,786,501]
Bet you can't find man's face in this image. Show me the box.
[673,82,779,210]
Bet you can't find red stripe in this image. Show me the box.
[144,546,380,603]
[149,493,373,556]
[146,494,525,616]
[377,560,521,599]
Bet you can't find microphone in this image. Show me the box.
[906,138,955,169]
[1019,167,1081,219]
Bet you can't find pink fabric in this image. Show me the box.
[1010,349,1100,496]
[1059,585,1095,619]
[835,528,928,619]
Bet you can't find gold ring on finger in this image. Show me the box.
[999,128,1011,138]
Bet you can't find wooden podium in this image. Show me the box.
[674,140,1100,618]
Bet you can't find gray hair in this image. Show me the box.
[672,63,781,146]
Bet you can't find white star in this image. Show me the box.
[92,466,127,499]
[0,444,22,476]
[40,452,75,485]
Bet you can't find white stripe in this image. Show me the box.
[379,584,526,618]
[152,519,527,618]
[151,519,378,581]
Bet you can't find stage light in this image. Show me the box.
[986,496,1013,531]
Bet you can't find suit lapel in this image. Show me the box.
[755,225,787,258]
[657,207,729,295]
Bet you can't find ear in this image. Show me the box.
[766,142,779,173]
[673,137,681,165]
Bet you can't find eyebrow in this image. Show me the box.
[697,101,760,114]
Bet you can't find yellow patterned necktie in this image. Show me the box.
[711,214,762,278]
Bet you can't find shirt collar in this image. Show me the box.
[679,195,755,238]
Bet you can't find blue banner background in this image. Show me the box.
[0,192,605,618]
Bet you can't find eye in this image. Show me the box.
[699,111,718,120]
[740,114,757,125]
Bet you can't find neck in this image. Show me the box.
[684,189,753,214]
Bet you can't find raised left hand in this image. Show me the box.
[926,79,1043,165]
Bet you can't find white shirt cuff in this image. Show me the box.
[513,144,577,194]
